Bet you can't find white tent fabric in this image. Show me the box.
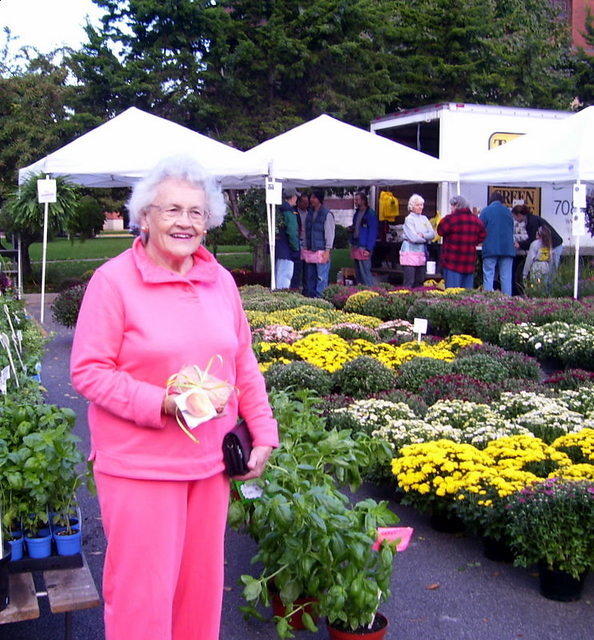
[242,114,459,186]
[18,107,263,188]
[459,106,594,185]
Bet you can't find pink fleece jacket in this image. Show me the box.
[70,238,279,480]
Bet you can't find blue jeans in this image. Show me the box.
[442,268,474,289]
[304,261,331,297]
[482,256,513,295]
[275,259,294,289]
[354,259,374,286]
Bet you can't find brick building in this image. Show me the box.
[553,0,594,52]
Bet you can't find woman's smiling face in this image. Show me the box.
[142,178,208,273]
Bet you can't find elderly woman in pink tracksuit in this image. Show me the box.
[70,157,278,640]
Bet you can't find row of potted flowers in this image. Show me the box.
[390,436,593,600]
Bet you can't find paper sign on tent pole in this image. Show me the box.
[572,182,586,300]
[265,172,282,290]
[37,178,57,324]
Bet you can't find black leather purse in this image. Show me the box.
[222,420,252,477]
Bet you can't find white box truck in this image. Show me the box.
[370,102,591,251]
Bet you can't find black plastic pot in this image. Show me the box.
[429,510,465,534]
[0,542,11,612]
[538,562,588,602]
[482,536,515,563]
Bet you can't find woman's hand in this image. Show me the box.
[162,393,178,416]
[235,445,273,480]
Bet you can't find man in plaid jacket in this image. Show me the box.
[437,195,486,289]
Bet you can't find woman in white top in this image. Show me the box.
[399,194,436,288]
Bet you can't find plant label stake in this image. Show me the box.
[0,366,9,395]
[0,333,19,387]
[372,527,414,552]
[413,317,428,342]
[3,308,24,370]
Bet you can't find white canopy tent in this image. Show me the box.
[243,114,459,186]
[459,106,594,298]
[242,114,459,287]
[459,105,594,185]
[18,106,263,189]
[18,107,265,321]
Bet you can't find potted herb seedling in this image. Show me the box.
[52,475,84,556]
[233,390,397,639]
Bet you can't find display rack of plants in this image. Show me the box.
[8,550,83,574]
[0,542,10,612]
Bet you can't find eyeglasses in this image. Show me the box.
[148,205,209,222]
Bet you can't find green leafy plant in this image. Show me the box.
[51,283,87,328]
[395,357,452,392]
[264,361,333,395]
[231,390,396,638]
[450,354,508,384]
[506,479,594,579]
[333,356,395,398]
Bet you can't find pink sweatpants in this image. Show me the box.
[95,471,230,640]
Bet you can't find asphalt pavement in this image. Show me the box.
[3,296,592,640]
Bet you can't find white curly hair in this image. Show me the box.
[127,156,227,229]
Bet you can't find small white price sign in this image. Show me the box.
[265,177,282,205]
[37,178,57,203]
[413,318,428,334]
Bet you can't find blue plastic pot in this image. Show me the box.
[54,529,82,556]
[24,532,52,559]
[7,533,23,561]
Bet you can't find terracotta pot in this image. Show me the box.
[327,613,388,640]
[270,591,318,630]
[538,562,588,602]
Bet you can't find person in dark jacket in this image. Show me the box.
[349,191,378,286]
[437,195,486,289]
[274,188,300,289]
[479,191,515,295]
[290,193,309,290]
[512,204,563,270]
[303,190,335,297]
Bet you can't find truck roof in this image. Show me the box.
[371,102,571,126]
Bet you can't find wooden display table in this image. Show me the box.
[0,554,100,639]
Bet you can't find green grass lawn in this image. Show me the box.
[26,237,349,291]
[29,237,250,262]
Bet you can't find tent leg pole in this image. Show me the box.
[268,203,276,290]
[573,235,580,300]
[40,202,49,323]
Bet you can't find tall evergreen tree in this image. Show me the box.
[389,0,574,110]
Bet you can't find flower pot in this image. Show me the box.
[24,532,52,559]
[327,613,388,640]
[7,532,23,562]
[54,529,82,556]
[538,562,588,602]
[482,536,515,563]
[0,543,11,612]
[270,591,318,630]
[429,511,465,534]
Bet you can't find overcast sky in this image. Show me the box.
[1,0,104,57]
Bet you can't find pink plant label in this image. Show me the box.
[372,526,414,552]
